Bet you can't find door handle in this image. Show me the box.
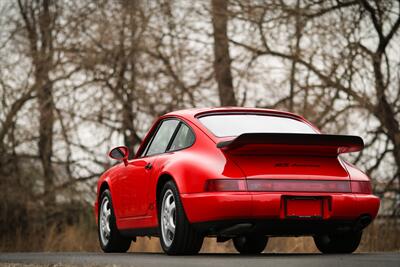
[144,163,152,170]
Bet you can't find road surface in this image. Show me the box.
[0,252,399,267]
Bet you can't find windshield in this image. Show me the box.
[198,114,317,137]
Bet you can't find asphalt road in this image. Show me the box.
[0,252,399,267]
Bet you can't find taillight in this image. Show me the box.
[204,179,247,192]
[351,181,372,194]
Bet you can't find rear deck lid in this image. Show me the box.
[217,133,364,179]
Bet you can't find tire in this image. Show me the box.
[98,189,131,253]
[233,235,268,254]
[314,231,362,254]
[158,181,204,255]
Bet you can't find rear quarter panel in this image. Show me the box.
[143,118,246,224]
[149,118,246,196]
[343,160,370,181]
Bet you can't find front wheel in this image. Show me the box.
[159,181,204,255]
[314,231,362,254]
[233,235,268,254]
[98,190,131,253]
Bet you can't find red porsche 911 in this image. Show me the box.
[95,107,380,255]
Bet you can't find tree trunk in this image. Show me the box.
[211,0,237,106]
[37,0,56,210]
[18,0,56,212]
[115,4,141,158]
[37,73,55,207]
[122,98,137,158]
[289,0,302,112]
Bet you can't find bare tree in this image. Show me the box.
[229,0,400,199]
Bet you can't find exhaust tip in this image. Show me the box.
[354,215,372,231]
[219,223,253,236]
[360,215,372,227]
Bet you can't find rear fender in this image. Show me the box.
[158,152,246,194]
[147,148,245,223]
[343,160,370,181]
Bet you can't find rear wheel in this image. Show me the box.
[98,190,131,253]
[314,231,362,254]
[233,235,268,254]
[159,181,204,255]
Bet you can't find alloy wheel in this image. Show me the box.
[161,189,176,247]
[99,197,112,246]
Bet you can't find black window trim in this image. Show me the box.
[166,122,196,153]
[196,111,305,122]
[166,122,182,152]
[138,117,196,159]
[140,120,163,157]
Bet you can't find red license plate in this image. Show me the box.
[285,198,322,218]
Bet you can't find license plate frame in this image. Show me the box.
[284,196,323,219]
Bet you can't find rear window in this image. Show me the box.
[198,114,316,137]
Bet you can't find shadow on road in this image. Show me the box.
[123,252,366,257]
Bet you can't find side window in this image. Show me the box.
[168,123,195,151]
[145,120,179,157]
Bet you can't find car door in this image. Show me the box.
[120,119,180,218]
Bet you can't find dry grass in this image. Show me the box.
[0,264,119,267]
[0,264,74,267]
[0,220,98,252]
[1,218,399,253]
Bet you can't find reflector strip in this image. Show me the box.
[247,179,351,193]
[204,179,372,194]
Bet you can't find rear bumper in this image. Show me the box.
[180,192,380,229]
[192,217,372,236]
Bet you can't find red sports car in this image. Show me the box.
[95,107,380,255]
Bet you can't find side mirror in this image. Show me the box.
[108,146,129,166]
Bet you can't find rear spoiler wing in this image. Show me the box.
[217,133,364,156]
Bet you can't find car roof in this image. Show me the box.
[164,107,306,121]
[161,107,315,143]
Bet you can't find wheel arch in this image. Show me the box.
[99,181,110,202]
[156,173,176,208]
